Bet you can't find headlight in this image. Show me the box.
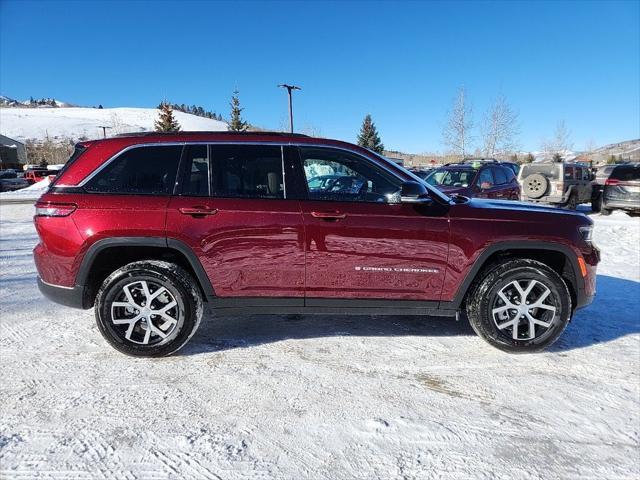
[579,225,593,243]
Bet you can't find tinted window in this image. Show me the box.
[564,165,575,180]
[211,144,284,199]
[477,168,494,187]
[493,167,508,185]
[85,145,182,195]
[181,145,210,196]
[300,147,400,203]
[611,165,640,181]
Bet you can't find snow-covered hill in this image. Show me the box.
[0,107,228,143]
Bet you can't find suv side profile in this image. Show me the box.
[34,132,599,357]
[424,161,520,200]
[519,162,593,209]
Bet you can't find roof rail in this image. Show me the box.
[113,131,310,138]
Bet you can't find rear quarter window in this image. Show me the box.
[84,145,183,195]
[610,165,640,181]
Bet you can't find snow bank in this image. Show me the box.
[0,177,50,202]
[0,106,228,143]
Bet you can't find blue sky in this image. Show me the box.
[1,0,638,153]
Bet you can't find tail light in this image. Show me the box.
[35,202,77,217]
[605,178,621,186]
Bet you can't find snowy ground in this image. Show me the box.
[0,205,638,479]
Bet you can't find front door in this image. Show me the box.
[166,144,305,301]
[294,146,450,302]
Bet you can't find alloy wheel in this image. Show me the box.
[110,280,182,345]
[491,279,557,341]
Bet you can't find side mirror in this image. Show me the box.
[400,181,432,204]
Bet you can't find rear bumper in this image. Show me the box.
[37,277,89,309]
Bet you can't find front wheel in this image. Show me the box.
[95,260,203,357]
[466,259,572,353]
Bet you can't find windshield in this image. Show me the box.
[426,169,475,187]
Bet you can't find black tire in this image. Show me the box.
[600,207,612,216]
[95,260,203,357]
[466,259,572,353]
[591,193,602,213]
[564,193,578,210]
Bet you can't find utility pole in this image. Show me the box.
[98,126,112,139]
[278,84,301,133]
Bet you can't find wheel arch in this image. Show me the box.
[447,241,583,311]
[76,237,214,307]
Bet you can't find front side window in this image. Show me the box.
[211,144,284,199]
[477,168,495,188]
[299,147,401,203]
[85,145,182,195]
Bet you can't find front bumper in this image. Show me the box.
[37,277,89,309]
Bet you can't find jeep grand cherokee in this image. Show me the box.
[34,132,599,356]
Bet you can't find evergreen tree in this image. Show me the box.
[552,152,563,163]
[228,90,248,132]
[525,153,535,163]
[357,114,384,154]
[154,101,181,132]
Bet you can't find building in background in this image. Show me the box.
[0,134,27,169]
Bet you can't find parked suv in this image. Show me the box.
[598,163,640,216]
[424,161,521,200]
[34,132,599,357]
[519,162,593,209]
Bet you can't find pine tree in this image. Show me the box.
[552,152,563,163]
[228,90,248,132]
[154,101,181,132]
[526,153,535,163]
[357,114,384,154]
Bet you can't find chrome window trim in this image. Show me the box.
[55,140,451,203]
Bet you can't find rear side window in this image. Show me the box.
[493,167,508,185]
[611,165,640,181]
[85,145,182,195]
[210,144,284,199]
[181,145,210,196]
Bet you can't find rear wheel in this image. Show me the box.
[95,260,203,357]
[466,259,571,353]
[600,207,612,216]
[564,193,578,210]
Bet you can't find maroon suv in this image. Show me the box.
[34,132,599,357]
[425,161,521,200]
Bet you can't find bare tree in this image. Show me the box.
[541,120,573,159]
[442,87,474,159]
[481,94,519,158]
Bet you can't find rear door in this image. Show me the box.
[294,146,449,302]
[167,144,305,302]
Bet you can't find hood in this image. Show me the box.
[463,197,590,220]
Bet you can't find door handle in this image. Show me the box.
[311,211,347,220]
[179,206,218,217]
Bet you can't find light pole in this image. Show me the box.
[278,84,301,133]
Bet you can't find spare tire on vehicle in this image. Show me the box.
[523,174,549,199]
